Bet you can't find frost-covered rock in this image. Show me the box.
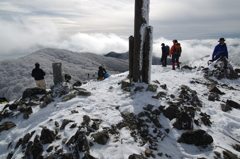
[22,87,47,99]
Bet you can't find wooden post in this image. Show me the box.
[142,26,153,84]
[129,36,134,79]
[52,62,63,85]
[133,0,150,82]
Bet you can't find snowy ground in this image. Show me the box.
[0,56,240,159]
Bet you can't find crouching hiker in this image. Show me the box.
[98,64,108,80]
[170,39,182,70]
[31,63,46,89]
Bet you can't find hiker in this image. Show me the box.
[98,64,107,80]
[161,43,169,67]
[64,74,71,83]
[170,39,182,70]
[31,63,46,89]
[211,38,228,61]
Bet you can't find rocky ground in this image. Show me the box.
[0,56,240,159]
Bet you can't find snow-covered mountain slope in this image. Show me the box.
[0,48,128,101]
[0,56,240,159]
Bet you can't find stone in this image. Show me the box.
[145,149,152,157]
[109,86,114,89]
[208,92,217,101]
[121,78,132,89]
[146,84,158,92]
[152,118,162,128]
[25,141,33,156]
[77,90,91,96]
[128,154,147,159]
[223,150,238,159]
[0,121,16,132]
[61,92,78,101]
[55,121,60,127]
[152,91,167,99]
[46,146,54,152]
[22,87,47,99]
[182,65,192,70]
[52,62,64,85]
[177,129,213,146]
[18,104,27,112]
[60,119,74,130]
[28,100,41,106]
[6,151,14,159]
[160,84,167,90]
[32,135,43,159]
[61,153,74,159]
[22,133,31,147]
[134,86,144,92]
[209,85,224,94]
[91,130,109,145]
[70,123,77,128]
[152,80,160,85]
[143,104,154,111]
[82,115,91,125]
[82,154,97,159]
[23,107,33,119]
[173,112,193,130]
[40,128,55,144]
[163,106,179,120]
[226,100,240,109]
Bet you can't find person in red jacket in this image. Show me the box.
[170,39,182,70]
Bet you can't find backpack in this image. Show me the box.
[165,45,170,55]
[73,80,82,87]
[173,43,182,55]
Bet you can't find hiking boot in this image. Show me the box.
[172,67,175,70]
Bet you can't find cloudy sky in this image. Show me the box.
[0,0,240,61]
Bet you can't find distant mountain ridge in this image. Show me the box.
[0,48,129,100]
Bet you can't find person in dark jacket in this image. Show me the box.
[212,38,228,61]
[161,43,168,67]
[31,63,46,88]
[98,64,107,80]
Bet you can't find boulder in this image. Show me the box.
[163,106,179,120]
[178,129,213,146]
[23,107,33,119]
[51,84,70,98]
[32,135,43,159]
[61,92,78,101]
[60,119,75,130]
[182,65,193,70]
[128,154,147,159]
[40,128,55,144]
[22,87,47,99]
[221,103,232,112]
[0,121,16,132]
[209,85,224,94]
[77,90,91,96]
[173,112,193,130]
[91,130,109,145]
[152,92,167,99]
[146,84,158,92]
[82,115,91,125]
[121,78,132,89]
[226,100,240,109]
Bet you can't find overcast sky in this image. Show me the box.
[0,0,240,60]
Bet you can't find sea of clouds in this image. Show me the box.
[0,18,239,65]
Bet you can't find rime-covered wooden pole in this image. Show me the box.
[142,26,153,84]
[133,0,150,82]
[52,62,63,85]
[129,36,134,78]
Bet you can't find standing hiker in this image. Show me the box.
[170,39,182,70]
[31,63,46,89]
[161,43,169,67]
[212,38,228,61]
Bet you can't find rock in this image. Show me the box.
[77,90,91,96]
[82,115,91,125]
[62,92,78,101]
[134,86,144,92]
[23,107,33,119]
[15,138,22,149]
[178,129,213,146]
[22,87,47,99]
[18,104,27,112]
[209,85,224,94]
[40,95,54,108]
[200,112,212,126]
[31,135,43,159]
[152,91,167,99]
[109,86,114,89]
[91,121,100,130]
[128,154,147,159]
[146,84,158,92]
[51,83,70,98]
[173,112,193,130]
[70,123,77,129]
[61,153,74,159]
[91,130,109,145]
[152,80,160,85]
[143,104,154,111]
[182,65,192,70]
[145,149,152,157]
[55,121,60,127]
[22,133,31,147]
[40,128,55,144]
[6,151,14,159]
[160,84,167,90]
[82,153,97,159]
[8,103,19,110]
[223,150,238,159]
[226,100,240,109]
[163,106,179,120]
[46,146,54,152]
[60,119,74,130]
[121,78,132,89]
[0,121,16,132]
[152,118,162,128]
[25,141,33,157]
[28,100,41,106]
[235,68,240,73]
[208,92,217,101]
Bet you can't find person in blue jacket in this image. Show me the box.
[212,38,228,61]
